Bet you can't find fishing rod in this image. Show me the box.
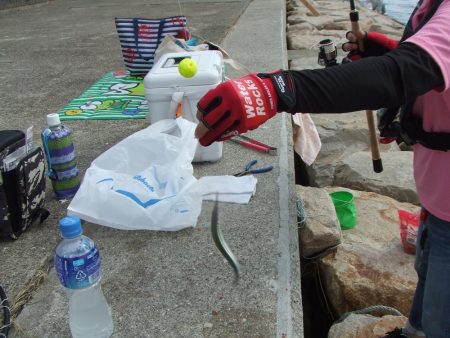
[349,0,383,173]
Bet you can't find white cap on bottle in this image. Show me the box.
[46,113,61,127]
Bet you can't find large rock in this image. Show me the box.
[286,0,300,13]
[295,185,342,257]
[306,112,373,187]
[289,52,319,70]
[335,151,418,204]
[319,187,419,316]
[369,22,404,37]
[328,313,407,338]
[296,116,412,201]
[302,112,400,188]
[287,0,404,53]
[287,25,346,50]
[287,14,335,27]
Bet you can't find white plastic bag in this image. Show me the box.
[154,35,209,64]
[154,35,251,75]
[68,118,202,231]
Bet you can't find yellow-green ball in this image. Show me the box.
[178,58,198,78]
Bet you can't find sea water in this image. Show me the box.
[384,0,417,24]
[361,0,418,24]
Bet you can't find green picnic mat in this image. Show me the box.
[58,71,148,121]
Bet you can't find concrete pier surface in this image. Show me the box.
[0,0,303,336]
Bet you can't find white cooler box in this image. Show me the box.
[144,50,224,162]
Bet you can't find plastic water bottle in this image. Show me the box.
[41,113,81,199]
[54,216,114,338]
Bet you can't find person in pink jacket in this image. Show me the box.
[195,1,450,337]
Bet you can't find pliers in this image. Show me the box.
[234,159,273,177]
[228,135,277,155]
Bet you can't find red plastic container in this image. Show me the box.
[398,209,419,255]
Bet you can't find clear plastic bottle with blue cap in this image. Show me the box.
[54,216,113,338]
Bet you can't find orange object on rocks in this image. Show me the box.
[398,209,420,255]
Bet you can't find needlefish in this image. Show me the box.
[211,198,241,284]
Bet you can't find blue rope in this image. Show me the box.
[297,198,307,229]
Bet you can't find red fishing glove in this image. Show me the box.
[343,31,399,61]
[197,71,296,146]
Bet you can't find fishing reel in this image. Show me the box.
[317,38,338,68]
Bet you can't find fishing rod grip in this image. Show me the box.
[350,13,365,52]
[366,109,383,173]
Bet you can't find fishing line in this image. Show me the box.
[176,0,190,33]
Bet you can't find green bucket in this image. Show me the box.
[330,191,357,230]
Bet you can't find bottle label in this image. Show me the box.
[55,246,101,289]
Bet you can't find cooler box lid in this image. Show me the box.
[144,50,223,89]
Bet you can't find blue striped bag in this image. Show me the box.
[115,16,188,76]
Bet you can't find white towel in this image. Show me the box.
[292,113,322,165]
[195,175,257,204]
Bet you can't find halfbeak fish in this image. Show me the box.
[211,197,240,284]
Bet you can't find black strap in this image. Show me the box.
[258,71,297,113]
[399,0,422,43]
[401,102,450,151]
[394,0,449,150]
[39,208,50,224]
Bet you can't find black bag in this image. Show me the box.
[0,130,49,239]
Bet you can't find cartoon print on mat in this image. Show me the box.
[104,82,144,96]
[58,71,148,121]
[80,100,130,111]
[123,100,148,116]
[65,109,83,116]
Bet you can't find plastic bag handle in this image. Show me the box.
[169,92,184,119]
